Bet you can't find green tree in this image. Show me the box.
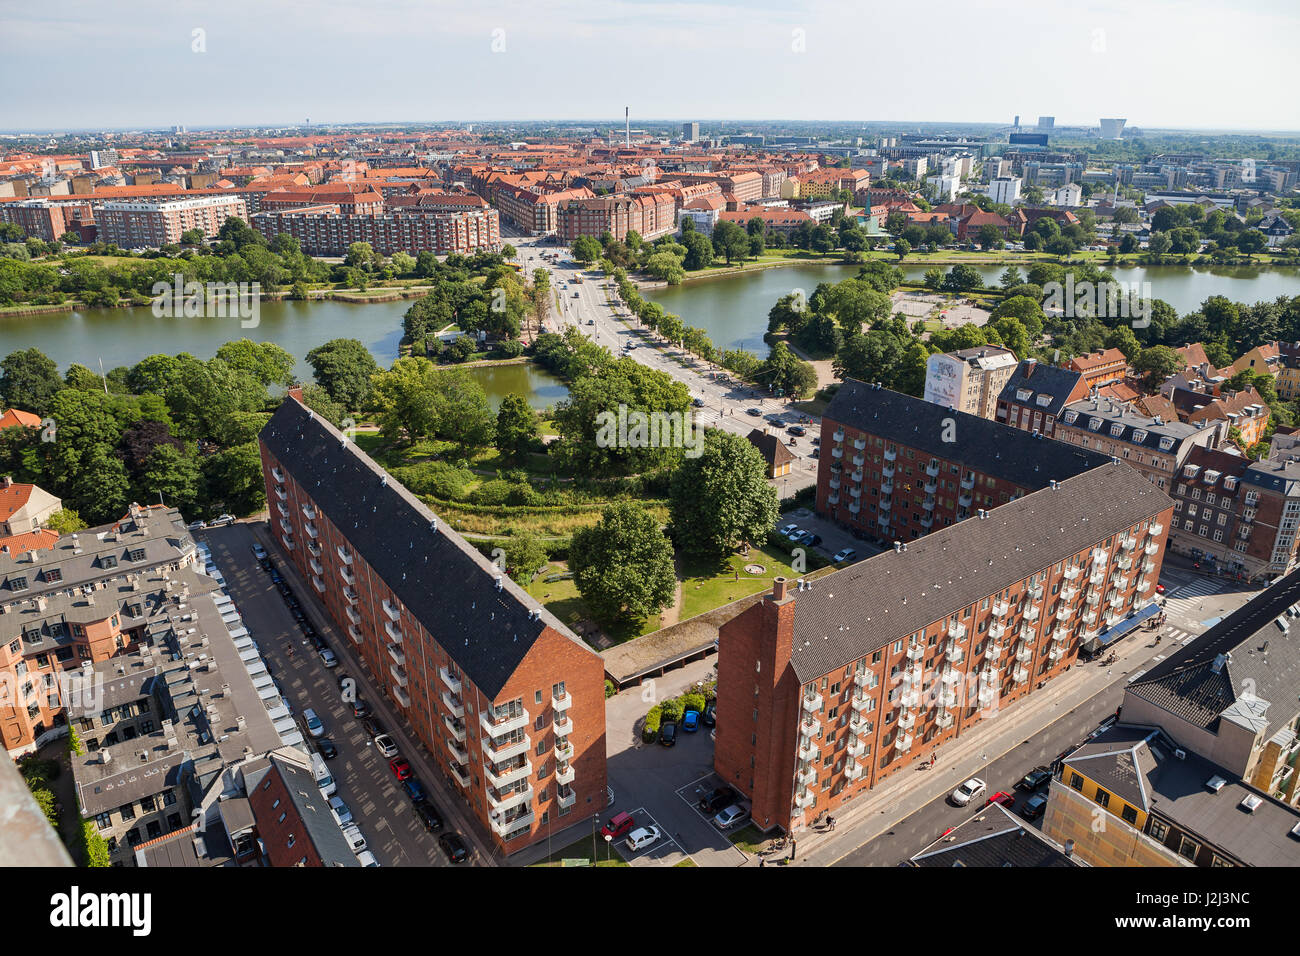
[45,508,87,534]
[669,430,780,561]
[305,338,380,410]
[893,238,911,261]
[711,221,750,264]
[139,443,202,516]
[1103,325,1142,362]
[1132,345,1186,388]
[500,534,548,585]
[495,392,539,459]
[571,236,602,263]
[570,502,676,626]
[215,339,295,387]
[681,231,714,271]
[0,348,62,416]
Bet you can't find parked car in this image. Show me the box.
[713,805,750,830]
[439,832,469,863]
[303,708,325,738]
[698,786,737,814]
[778,523,799,537]
[601,811,635,839]
[402,778,427,802]
[746,408,763,417]
[784,526,804,541]
[390,757,413,781]
[356,850,380,867]
[341,823,367,855]
[415,800,444,833]
[351,698,370,719]
[802,533,822,548]
[833,548,857,564]
[984,791,1016,808]
[786,425,806,436]
[318,647,339,669]
[692,398,705,407]
[682,709,700,732]
[374,733,398,757]
[625,826,662,852]
[187,520,206,532]
[950,778,986,806]
[328,795,353,826]
[1017,767,1053,791]
[1020,793,1048,820]
[251,543,267,560]
[659,720,678,747]
[702,702,716,727]
[316,738,338,760]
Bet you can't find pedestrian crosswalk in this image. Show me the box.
[1160,577,1226,622]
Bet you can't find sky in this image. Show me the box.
[1,0,1297,132]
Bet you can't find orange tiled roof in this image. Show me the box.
[0,483,37,521]
[0,408,41,430]
[0,528,58,556]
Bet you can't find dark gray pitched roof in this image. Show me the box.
[996,361,1086,419]
[272,753,358,867]
[910,804,1081,866]
[1127,564,1300,736]
[788,464,1171,681]
[745,428,794,466]
[260,396,583,700]
[824,379,1108,489]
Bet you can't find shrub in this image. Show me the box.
[604,679,616,699]
[681,692,707,715]
[496,339,524,358]
[31,787,58,829]
[391,460,475,500]
[82,821,110,867]
[660,698,684,722]
[643,703,663,742]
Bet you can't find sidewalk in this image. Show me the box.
[792,631,1157,867]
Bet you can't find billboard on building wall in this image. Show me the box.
[924,354,962,410]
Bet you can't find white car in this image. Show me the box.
[832,548,857,564]
[356,850,380,867]
[251,543,267,560]
[303,708,325,738]
[374,733,398,757]
[778,523,799,537]
[328,795,353,826]
[625,826,662,852]
[951,778,986,806]
[341,823,367,854]
[713,804,750,830]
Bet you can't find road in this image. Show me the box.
[512,237,820,495]
[199,521,485,867]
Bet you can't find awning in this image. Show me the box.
[1082,602,1160,652]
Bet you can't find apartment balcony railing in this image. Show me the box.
[900,688,921,709]
[800,715,821,738]
[440,666,462,695]
[485,759,533,790]
[935,711,954,729]
[390,664,408,688]
[443,715,466,743]
[1016,642,1033,663]
[882,463,895,479]
[958,493,973,508]
[311,575,325,594]
[849,502,861,515]
[798,740,820,763]
[336,545,352,564]
[905,645,924,663]
[301,503,317,521]
[446,738,469,766]
[489,809,534,838]
[1086,591,1102,605]
[950,621,967,640]
[941,668,961,687]
[1056,604,1075,620]
[847,737,866,759]
[829,479,841,491]
[897,710,916,731]
[1028,584,1044,601]
[384,619,403,644]
[277,531,293,551]
[924,480,938,495]
[449,762,471,789]
[876,514,889,528]
[831,448,843,460]
[272,466,285,482]
[985,642,1005,661]
[1093,549,1109,565]
[381,599,401,622]
[275,486,288,502]
[343,587,359,605]
[482,734,530,764]
[1063,565,1082,581]
[393,684,410,708]
[853,438,867,450]
[833,430,845,443]
[960,474,975,490]
[977,685,996,708]
[553,690,572,712]
[1119,535,1137,551]
[557,787,578,810]
[345,604,361,625]
[1012,665,1029,684]
[828,494,840,505]
[339,566,355,586]
[920,515,934,529]
[481,708,530,738]
[553,714,574,737]
[277,501,290,518]
[1024,605,1040,622]
[387,643,405,667]
[1141,559,1156,574]
[347,624,363,646]
[939,689,959,709]
[854,670,878,691]
[879,497,892,511]
[794,789,815,810]
[850,713,872,736]
[881,479,894,495]
[307,540,321,558]
[845,760,865,781]
[802,692,824,714]
[1048,645,1066,663]
[895,733,914,753]
[555,764,575,787]
[945,642,964,665]
[304,522,319,539]
[797,764,817,787]
[1059,585,1079,603]
[850,470,863,483]
[309,557,323,576]
[884,447,897,462]
[925,462,941,478]
[991,601,1009,618]
[850,487,862,499]
[988,622,1007,640]
[441,691,465,720]
[486,785,534,814]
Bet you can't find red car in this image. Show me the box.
[1156,584,1166,594]
[600,811,635,839]
[984,791,1016,808]
[389,757,412,781]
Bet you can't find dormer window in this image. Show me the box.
[1016,389,1032,402]
[1109,423,1124,438]
[43,567,62,583]
[1203,470,1220,484]
[1223,477,1238,491]
[1184,464,1201,478]
[1035,394,1052,407]
[1159,437,1175,451]
[1131,429,1147,443]
[126,548,146,562]
[99,554,118,570]
[9,576,28,592]
[1088,417,1102,431]
[1064,410,1079,424]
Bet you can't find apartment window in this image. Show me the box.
[95,811,112,830]
[1069,773,1083,791]
[1149,819,1169,842]
[1178,835,1199,861]
[1121,804,1138,825]
[1211,855,1234,868]
[272,799,281,810]
[287,834,296,849]
[139,795,156,813]
[1094,789,1110,808]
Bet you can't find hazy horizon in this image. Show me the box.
[2,0,1296,133]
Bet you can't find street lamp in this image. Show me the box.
[604,833,612,862]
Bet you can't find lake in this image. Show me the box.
[0,297,567,409]
[645,260,1300,355]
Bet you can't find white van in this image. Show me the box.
[311,752,337,798]
[356,850,380,867]
[341,823,367,855]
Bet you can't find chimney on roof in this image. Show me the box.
[1,476,11,489]
[893,541,902,553]
[1024,358,1037,379]
[772,577,789,602]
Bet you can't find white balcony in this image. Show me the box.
[390,664,408,688]
[1018,623,1037,641]
[307,540,321,558]
[853,437,866,450]
[343,587,358,605]
[851,455,865,468]
[895,733,913,753]
[845,760,865,781]
[950,620,967,640]
[309,557,323,576]
[1063,565,1081,581]
[483,735,529,764]
[272,466,285,482]
[1012,665,1029,683]
[935,711,954,729]
[556,787,577,810]
[554,741,575,763]
[275,486,288,502]
[443,714,466,743]
[882,463,895,479]
[924,480,938,495]
[481,708,530,738]
[977,685,996,708]
[393,684,410,708]
[1137,578,1154,593]
[945,642,964,664]
[280,533,295,552]
[1116,556,1133,571]
[348,624,364,646]
[311,575,325,594]
[440,666,462,695]
[941,668,961,687]
[847,737,866,759]
[449,763,471,789]
[304,522,318,539]
[906,645,924,662]
[884,447,897,462]
[900,688,921,709]
[485,759,533,789]
[553,690,572,712]
[487,785,534,813]
[1119,535,1137,551]
[795,789,816,810]
[277,501,290,518]
[991,601,1009,618]
[939,689,959,708]
[555,763,575,786]
[849,487,862,499]
[1148,523,1164,537]
[1048,646,1065,663]
[849,502,861,515]
[1024,605,1040,622]
[829,478,841,491]
[446,738,469,765]
[1141,559,1156,574]
[897,710,916,731]
[1059,585,1078,603]
[988,622,1007,640]
[441,691,465,719]
[800,715,821,738]
[381,599,401,622]
[386,643,405,667]
[1086,591,1102,605]
[797,764,817,787]
[850,713,872,735]
[921,515,935,529]
[831,447,843,459]
[553,714,573,737]
[339,565,355,586]
[881,479,894,495]
[345,604,361,625]
[336,545,353,564]
[1093,549,1108,565]
[302,503,317,521]
[1089,571,1105,586]
[876,514,889,528]
[1016,643,1033,663]
[958,492,973,508]
[926,462,941,478]
[802,692,824,714]
[854,670,878,691]
[1083,609,1098,626]
[384,619,403,644]
[985,642,1005,661]
[798,740,820,763]
[828,495,840,505]
[489,809,535,838]
[850,469,863,482]
[960,474,975,490]
[833,430,845,443]
[879,497,892,511]
[1056,604,1075,620]
[1051,627,1070,644]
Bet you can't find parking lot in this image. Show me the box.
[199,521,483,867]
[774,508,882,568]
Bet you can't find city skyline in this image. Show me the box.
[2,0,1297,132]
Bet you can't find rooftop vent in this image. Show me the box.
[1240,793,1264,813]
[1206,775,1227,792]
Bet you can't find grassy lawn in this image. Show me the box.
[525,563,666,643]
[674,858,699,867]
[678,544,805,621]
[727,824,767,855]
[529,835,630,867]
